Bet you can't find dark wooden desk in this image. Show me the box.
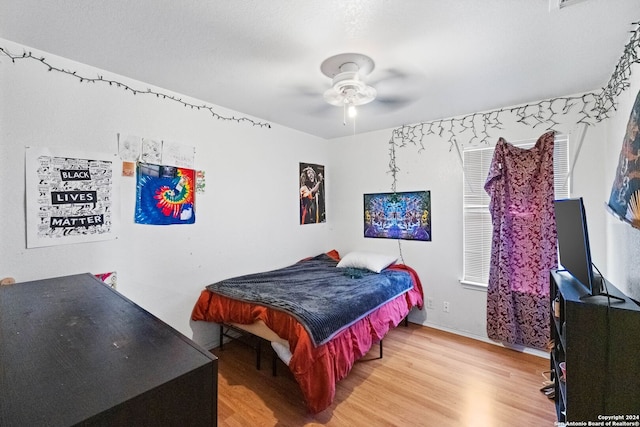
[0,273,217,426]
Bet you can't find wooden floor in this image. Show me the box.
[211,323,557,427]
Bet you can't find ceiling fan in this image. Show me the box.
[319,52,419,122]
[321,53,377,119]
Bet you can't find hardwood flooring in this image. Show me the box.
[211,323,557,426]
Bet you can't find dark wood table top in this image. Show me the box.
[0,273,216,426]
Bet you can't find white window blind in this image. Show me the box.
[462,134,570,287]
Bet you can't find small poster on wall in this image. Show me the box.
[95,271,117,289]
[25,147,118,248]
[135,163,195,225]
[162,140,195,169]
[118,134,142,162]
[364,191,431,241]
[196,170,206,194]
[299,162,325,224]
[141,138,162,164]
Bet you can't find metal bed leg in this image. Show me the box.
[272,348,278,376]
[379,339,383,359]
[218,323,268,372]
[256,340,261,370]
[219,324,224,350]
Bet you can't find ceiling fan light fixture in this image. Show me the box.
[321,53,377,108]
[323,75,377,106]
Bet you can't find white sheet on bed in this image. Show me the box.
[230,320,293,365]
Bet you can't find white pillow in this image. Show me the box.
[336,251,397,273]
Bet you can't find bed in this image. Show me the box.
[191,250,424,413]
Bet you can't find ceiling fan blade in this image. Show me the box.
[287,84,323,98]
[376,95,414,108]
[368,67,412,86]
[309,103,336,115]
[364,65,426,113]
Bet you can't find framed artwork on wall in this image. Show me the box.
[364,191,431,241]
[299,162,325,224]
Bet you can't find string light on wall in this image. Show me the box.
[0,47,271,129]
[388,22,640,152]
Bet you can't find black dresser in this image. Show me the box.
[0,273,217,426]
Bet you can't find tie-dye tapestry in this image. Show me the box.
[607,90,640,229]
[135,163,195,225]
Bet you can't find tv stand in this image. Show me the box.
[579,274,626,303]
[579,291,626,303]
[550,270,640,423]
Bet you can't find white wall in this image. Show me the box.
[328,99,609,342]
[2,36,626,350]
[0,39,330,348]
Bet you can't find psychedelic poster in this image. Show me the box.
[364,191,431,241]
[607,90,640,229]
[25,147,117,248]
[135,163,195,225]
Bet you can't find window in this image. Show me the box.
[461,134,570,287]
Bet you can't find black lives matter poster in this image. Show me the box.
[26,147,117,248]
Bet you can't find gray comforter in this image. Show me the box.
[206,253,413,346]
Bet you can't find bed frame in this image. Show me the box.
[218,323,279,375]
[217,317,410,376]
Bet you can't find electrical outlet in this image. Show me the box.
[427,297,434,309]
[443,301,450,313]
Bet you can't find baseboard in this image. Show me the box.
[206,319,550,359]
[417,321,550,359]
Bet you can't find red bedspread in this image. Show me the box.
[191,257,424,413]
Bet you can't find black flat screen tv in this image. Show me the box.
[554,198,626,302]
[554,197,601,296]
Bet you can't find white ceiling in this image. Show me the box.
[2,0,639,139]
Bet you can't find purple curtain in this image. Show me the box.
[484,131,558,350]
